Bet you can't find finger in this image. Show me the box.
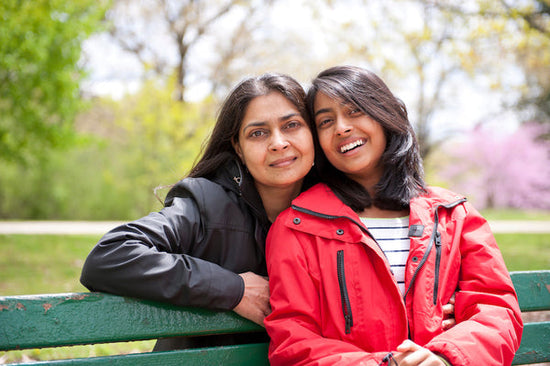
[442,318,456,330]
[401,349,429,365]
[449,293,456,303]
[262,303,272,317]
[396,339,420,352]
[442,303,454,315]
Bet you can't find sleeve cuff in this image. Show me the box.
[438,355,452,366]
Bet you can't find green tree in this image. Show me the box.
[0,0,108,163]
[103,76,216,215]
[106,0,277,102]
[426,0,550,125]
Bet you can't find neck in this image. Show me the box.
[347,167,383,199]
[357,205,409,218]
[349,169,409,218]
[257,182,303,223]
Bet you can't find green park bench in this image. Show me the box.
[0,270,548,365]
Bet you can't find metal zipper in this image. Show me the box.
[337,250,353,334]
[404,198,467,304]
[433,231,442,305]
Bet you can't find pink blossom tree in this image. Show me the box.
[439,123,550,210]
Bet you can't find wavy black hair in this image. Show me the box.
[306,65,426,211]
[189,73,309,179]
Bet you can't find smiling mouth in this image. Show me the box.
[269,157,297,167]
[340,139,365,153]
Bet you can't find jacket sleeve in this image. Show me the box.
[80,195,244,311]
[265,216,388,366]
[425,203,523,366]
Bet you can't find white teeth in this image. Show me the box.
[340,140,364,153]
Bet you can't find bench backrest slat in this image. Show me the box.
[510,270,550,365]
[510,270,550,312]
[512,321,550,365]
[0,292,262,351]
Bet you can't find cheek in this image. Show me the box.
[302,133,315,154]
[317,132,333,155]
[239,145,262,167]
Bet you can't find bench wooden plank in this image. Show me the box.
[512,321,550,365]
[0,292,263,351]
[6,344,269,366]
[510,270,550,312]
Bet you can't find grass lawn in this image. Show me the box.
[0,234,99,296]
[1,232,549,362]
[481,208,550,221]
[495,233,550,271]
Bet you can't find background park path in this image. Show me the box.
[0,220,548,234]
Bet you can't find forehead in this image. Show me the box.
[314,92,352,112]
[242,92,299,123]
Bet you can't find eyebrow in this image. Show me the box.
[280,112,301,121]
[314,108,332,117]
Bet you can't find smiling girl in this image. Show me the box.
[264,66,522,366]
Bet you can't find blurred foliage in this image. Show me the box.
[0,0,109,164]
[425,0,550,126]
[1,0,550,219]
[438,123,550,210]
[107,76,217,214]
[0,77,215,220]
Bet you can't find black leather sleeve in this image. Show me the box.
[80,192,245,311]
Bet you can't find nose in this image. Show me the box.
[335,117,352,136]
[269,131,289,151]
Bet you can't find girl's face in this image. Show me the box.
[313,92,386,188]
[233,92,314,192]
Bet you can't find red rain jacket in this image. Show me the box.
[265,184,522,366]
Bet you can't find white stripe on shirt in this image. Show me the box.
[360,216,410,295]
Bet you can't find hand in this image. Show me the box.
[393,340,447,366]
[442,293,456,330]
[232,272,271,327]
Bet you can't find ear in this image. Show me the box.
[231,138,244,162]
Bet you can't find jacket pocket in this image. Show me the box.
[337,250,353,334]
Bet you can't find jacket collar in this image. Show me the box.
[291,183,357,218]
[291,183,466,222]
[213,158,271,228]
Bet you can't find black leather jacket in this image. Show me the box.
[80,159,271,349]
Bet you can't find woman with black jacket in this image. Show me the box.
[80,73,316,350]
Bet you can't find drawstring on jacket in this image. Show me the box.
[379,352,399,365]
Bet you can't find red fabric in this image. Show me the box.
[265,184,523,366]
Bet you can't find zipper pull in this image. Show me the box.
[345,314,352,334]
[435,231,441,246]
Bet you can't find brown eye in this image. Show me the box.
[285,121,300,129]
[250,130,266,138]
[317,118,332,129]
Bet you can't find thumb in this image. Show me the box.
[396,339,419,352]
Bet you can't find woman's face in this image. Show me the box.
[233,92,314,192]
[313,92,386,188]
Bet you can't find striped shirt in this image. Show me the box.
[360,217,410,295]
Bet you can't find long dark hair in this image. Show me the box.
[188,73,309,179]
[306,65,426,211]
